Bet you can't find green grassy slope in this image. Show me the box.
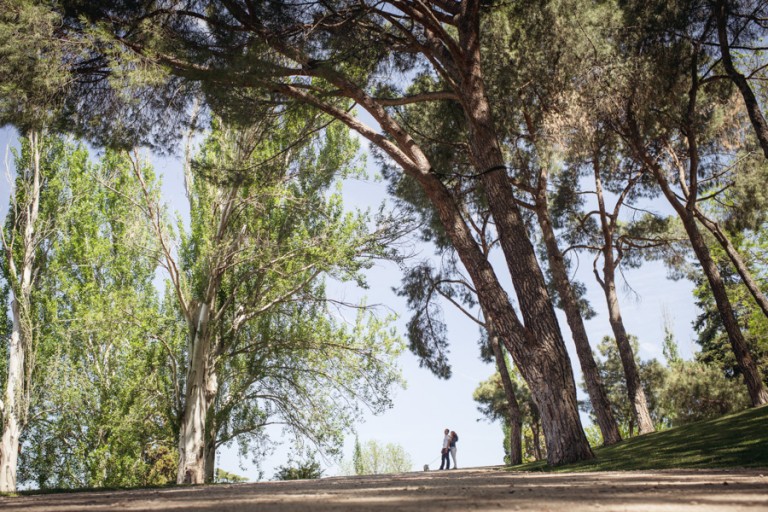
[515,405,768,472]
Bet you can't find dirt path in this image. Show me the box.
[2,467,767,511]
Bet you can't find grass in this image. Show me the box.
[512,405,768,472]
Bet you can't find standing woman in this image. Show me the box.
[449,431,458,469]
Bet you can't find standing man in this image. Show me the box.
[439,428,451,470]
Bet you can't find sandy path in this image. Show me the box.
[2,467,767,511]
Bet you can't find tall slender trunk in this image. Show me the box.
[593,161,655,435]
[177,303,219,484]
[486,323,523,465]
[534,198,622,445]
[694,210,768,320]
[0,314,24,493]
[659,186,768,405]
[1,131,42,493]
[417,164,592,464]
[632,135,768,405]
[451,2,592,463]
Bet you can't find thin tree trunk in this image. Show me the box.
[599,266,656,434]
[716,0,768,159]
[673,208,767,405]
[694,210,768,320]
[0,316,24,493]
[593,160,656,435]
[532,421,543,462]
[487,324,523,465]
[535,200,622,445]
[631,135,768,405]
[1,130,42,493]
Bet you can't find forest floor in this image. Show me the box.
[2,466,767,512]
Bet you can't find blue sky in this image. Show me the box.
[1,124,700,481]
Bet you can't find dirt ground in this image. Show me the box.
[2,467,767,512]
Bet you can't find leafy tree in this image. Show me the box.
[661,360,750,426]
[215,468,249,483]
[17,146,174,489]
[1,132,68,491]
[274,455,323,481]
[45,0,594,465]
[133,112,406,484]
[341,440,413,475]
[474,368,544,463]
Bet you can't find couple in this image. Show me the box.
[439,428,458,470]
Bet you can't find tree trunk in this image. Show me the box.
[487,326,523,465]
[204,422,216,484]
[600,267,656,434]
[449,4,592,463]
[643,156,768,406]
[416,164,592,465]
[532,420,543,462]
[1,130,42,493]
[694,210,768,321]
[0,315,23,493]
[593,163,655,435]
[177,303,219,484]
[535,201,622,445]
[678,213,768,405]
[716,0,768,159]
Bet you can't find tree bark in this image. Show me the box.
[694,209,768,321]
[0,318,24,493]
[534,199,622,446]
[416,164,592,464]
[1,130,42,493]
[454,11,592,462]
[715,0,768,159]
[531,420,543,462]
[177,303,219,484]
[204,417,217,484]
[486,326,523,465]
[661,194,768,405]
[592,162,656,435]
[631,136,768,406]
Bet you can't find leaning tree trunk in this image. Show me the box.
[599,265,656,434]
[535,199,622,445]
[593,164,655,435]
[486,323,523,465]
[716,0,768,160]
[456,51,592,463]
[1,130,42,493]
[414,161,592,465]
[679,213,767,404]
[694,210,768,321]
[642,155,768,406]
[177,303,219,484]
[675,213,768,405]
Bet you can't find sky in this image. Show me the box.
[1,120,700,482]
